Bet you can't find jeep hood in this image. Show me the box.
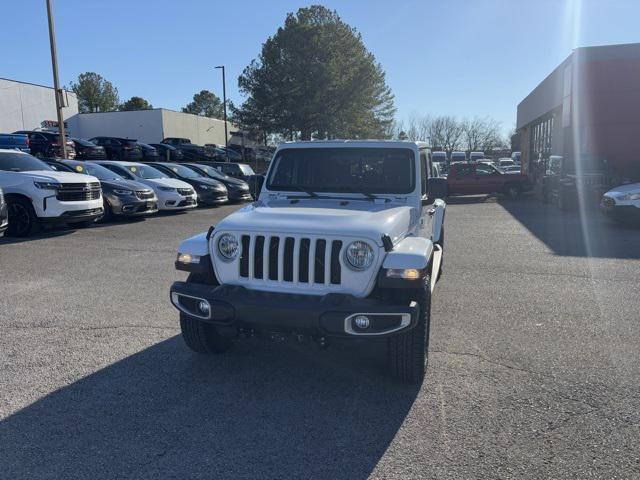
[216,199,414,246]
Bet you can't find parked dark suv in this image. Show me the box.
[542,155,609,210]
[13,130,75,158]
[206,161,264,198]
[88,137,143,161]
[150,143,184,162]
[161,137,210,161]
[70,137,106,160]
[137,142,161,161]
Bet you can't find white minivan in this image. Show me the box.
[96,161,197,211]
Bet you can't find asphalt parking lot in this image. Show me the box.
[1,199,639,479]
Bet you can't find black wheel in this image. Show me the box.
[179,272,233,354]
[387,275,431,384]
[6,197,40,237]
[101,199,114,222]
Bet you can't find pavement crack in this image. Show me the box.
[431,349,553,378]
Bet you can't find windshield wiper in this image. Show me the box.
[284,186,319,198]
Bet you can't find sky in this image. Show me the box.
[2,0,639,135]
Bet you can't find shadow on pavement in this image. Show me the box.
[0,227,75,245]
[498,197,640,259]
[0,336,419,479]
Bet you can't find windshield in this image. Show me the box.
[193,164,231,180]
[163,164,202,178]
[65,161,123,180]
[267,147,415,194]
[72,138,96,147]
[127,164,168,179]
[238,164,255,175]
[0,152,52,172]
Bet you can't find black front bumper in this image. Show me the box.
[170,282,419,338]
[601,202,640,222]
[197,190,229,206]
[41,207,104,224]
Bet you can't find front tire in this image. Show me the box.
[180,272,233,354]
[6,197,40,237]
[387,275,431,384]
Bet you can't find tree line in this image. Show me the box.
[394,114,509,154]
[65,5,508,150]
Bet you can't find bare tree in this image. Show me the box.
[462,116,503,152]
[430,116,464,154]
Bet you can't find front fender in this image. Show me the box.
[175,232,212,273]
[382,236,434,270]
[178,232,209,257]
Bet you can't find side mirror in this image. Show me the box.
[254,175,265,197]
[427,177,448,201]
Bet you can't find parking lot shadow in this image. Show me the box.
[498,198,640,259]
[0,336,419,479]
[445,194,497,204]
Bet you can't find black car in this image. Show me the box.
[161,137,211,162]
[150,143,184,162]
[542,155,609,210]
[144,162,229,206]
[205,161,264,198]
[61,160,158,220]
[137,142,161,161]
[88,137,143,161]
[0,187,8,235]
[13,130,75,158]
[182,163,253,202]
[71,137,107,160]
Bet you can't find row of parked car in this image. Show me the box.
[0,147,262,237]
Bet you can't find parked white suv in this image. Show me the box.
[95,161,197,211]
[170,141,446,383]
[0,150,103,236]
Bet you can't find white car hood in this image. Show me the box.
[217,198,413,246]
[21,170,99,183]
[145,177,192,189]
[605,182,640,197]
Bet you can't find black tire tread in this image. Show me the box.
[388,276,431,384]
[179,272,233,354]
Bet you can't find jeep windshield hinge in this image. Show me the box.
[381,234,394,252]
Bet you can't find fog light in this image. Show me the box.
[198,300,210,316]
[353,315,370,329]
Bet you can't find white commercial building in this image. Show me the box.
[67,109,237,146]
[0,78,78,133]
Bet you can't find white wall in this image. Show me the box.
[160,109,232,145]
[0,78,78,133]
[67,109,236,145]
[67,109,164,142]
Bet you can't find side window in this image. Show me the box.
[476,164,494,176]
[455,164,474,178]
[419,150,429,196]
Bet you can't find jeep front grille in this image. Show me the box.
[239,235,343,285]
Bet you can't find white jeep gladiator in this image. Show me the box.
[170,141,446,383]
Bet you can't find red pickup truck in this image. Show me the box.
[446,162,530,197]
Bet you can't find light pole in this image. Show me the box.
[46,0,67,159]
[215,65,228,161]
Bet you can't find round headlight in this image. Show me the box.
[345,241,374,270]
[217,233,239,260]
